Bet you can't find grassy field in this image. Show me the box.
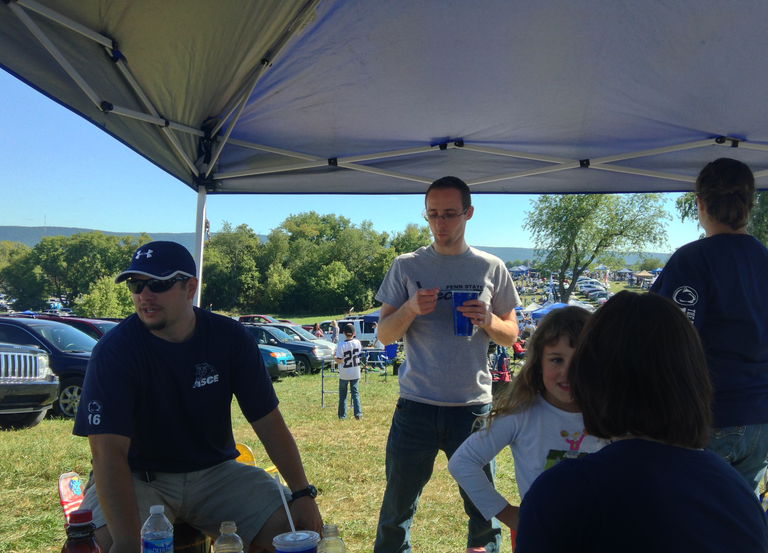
[0,370,519,552]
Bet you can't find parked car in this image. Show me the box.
[0,318,95,418]
[259,344,297,381]
[587,290,613,301]
[580,285,606,295]
[34,315,118,341]
[0,343,59,429]
[238,314,279,324]
[266,323,337,350]
[319,318,377,346]
[242,324,331,374]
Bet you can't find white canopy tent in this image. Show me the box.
[2,1,767,304]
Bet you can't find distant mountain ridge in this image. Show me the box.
[0,226,669,265]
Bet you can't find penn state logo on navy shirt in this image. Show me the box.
[193,363,219,389]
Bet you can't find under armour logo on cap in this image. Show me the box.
[114,241,196,283]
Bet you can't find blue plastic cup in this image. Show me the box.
[452,291,479,336]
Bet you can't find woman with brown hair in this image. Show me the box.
[515,292,768,552]
[651,157,768,493]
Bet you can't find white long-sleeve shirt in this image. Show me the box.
[448,394,604,520]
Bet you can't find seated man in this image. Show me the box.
[73,241,322,552]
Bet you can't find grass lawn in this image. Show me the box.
[0,370,518,552]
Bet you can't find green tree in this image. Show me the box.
[76,276,134,318]
[593,253,626,271]
[1,246,49,311]
[675,191,768,246]
[633,256,666,272]
[202,223,261,311]
[390,223,432,255]
[0,241,30,291]
[524,194,670,302]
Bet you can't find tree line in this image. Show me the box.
[0,213,432,317]
[5,191,752,315]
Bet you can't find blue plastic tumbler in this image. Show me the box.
[452,291,479,336]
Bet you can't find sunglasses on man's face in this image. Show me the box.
[125,277,189,294]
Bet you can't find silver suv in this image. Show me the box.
[0,343,59,429]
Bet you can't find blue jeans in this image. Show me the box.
[709,424,768,495]
[374,399,500,553]
[338,379,361,419]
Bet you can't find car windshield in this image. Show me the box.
[93,321,118,336]
[29,321,97,352]
[280,325,318,341]
[264,327,295,343]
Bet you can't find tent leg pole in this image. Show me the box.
[193,187,207,308]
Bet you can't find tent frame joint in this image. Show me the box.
[328,158,337,166]
[579,159,590,168]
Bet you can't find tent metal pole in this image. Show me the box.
[336,163,433,184]
[193,187,207,308]
[209,0,323,137]
[225,138,324,161]
[17,0,113,48]
[753,170,768,179]
[204,64,265,178]
[9,2,103,109]
[589,139,717,165]
[590,164,695,183]
[467,162,581,185]
[338,144,453,163]
[461,144,572,164]
[112,56,199,174]
[215,159,327,180]
[730,142,768,152]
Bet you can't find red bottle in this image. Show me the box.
[62,509,103,553]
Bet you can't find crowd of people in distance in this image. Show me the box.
[71,161,768,553]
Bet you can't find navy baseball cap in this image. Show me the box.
[114,241,197,283]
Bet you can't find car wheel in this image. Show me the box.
[295,355,311,375]
[0,410,47,430]
[53,377,83,419]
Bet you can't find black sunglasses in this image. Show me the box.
[125,276,189,294]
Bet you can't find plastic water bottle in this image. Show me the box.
[140,505,173,553]
[213,521,244,553]
[61,509,103,553]
[317,524,346,552]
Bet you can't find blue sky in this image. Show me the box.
[1,70,700,251]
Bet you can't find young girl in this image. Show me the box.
[448,306,603,532]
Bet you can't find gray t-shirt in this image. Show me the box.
[376,246,519,406]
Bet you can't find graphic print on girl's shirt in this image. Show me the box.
[544,428,590,470]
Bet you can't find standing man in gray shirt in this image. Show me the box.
[373,176,520,553]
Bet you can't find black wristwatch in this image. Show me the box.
[291,484,317,500]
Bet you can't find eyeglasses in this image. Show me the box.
[125,277,189,294]
[422,207,469,222]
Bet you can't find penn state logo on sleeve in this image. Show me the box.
[87,400,103,426]
[193,363,219,389]
[672,286,698,323]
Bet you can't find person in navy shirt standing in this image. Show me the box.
[651,158,768,493]
[73,241,322,552]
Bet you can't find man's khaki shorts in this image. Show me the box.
[81,459,288,548]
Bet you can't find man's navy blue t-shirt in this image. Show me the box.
[650,234,768,427]
[73,308,278,473]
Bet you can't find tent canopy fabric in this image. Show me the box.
[531,302,569,320]
[634,270,654,278]
[2,0,768,199]
[363,309,381,324]
[522,302,543,314]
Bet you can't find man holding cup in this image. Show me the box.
[373,176,520,553]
